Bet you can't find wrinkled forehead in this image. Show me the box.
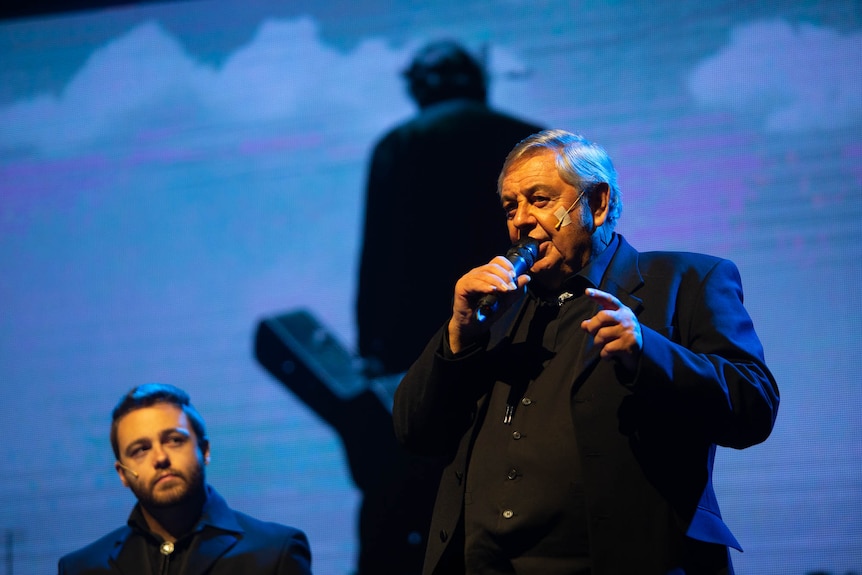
[499,147,572,193]
[500,149,574,195]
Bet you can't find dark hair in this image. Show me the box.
[402,40,487,108]
[110,383,208,460]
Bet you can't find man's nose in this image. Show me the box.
[152,444,170,468]
[512,203,536,229]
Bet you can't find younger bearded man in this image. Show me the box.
[59,383,312,574]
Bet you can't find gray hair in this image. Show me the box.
[498,129,622,231]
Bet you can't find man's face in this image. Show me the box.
[114,403,208,509]
[500,149,605,291]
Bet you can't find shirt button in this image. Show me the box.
[512,431,521,440]
[521,397,532,406]
[502,509,514,519]
[506,468,518,480]
[160,541,174,556]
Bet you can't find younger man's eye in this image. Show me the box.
[167,434,186,445]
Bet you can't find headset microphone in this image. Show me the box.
[116,461,139,478]
[554,189,586,230]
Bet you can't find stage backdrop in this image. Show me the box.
[1,1,860,573]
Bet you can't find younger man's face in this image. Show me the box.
[114,402,208,508]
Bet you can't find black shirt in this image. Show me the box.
[122,485,237,575]
[463,236,619,575]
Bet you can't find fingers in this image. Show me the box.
[584,287,622,310]
[480,256,520,292]
[580,288,630,335]
[591,323,638,356]
[449,258,531,353]
[456,256,529,302]
[580,288,642,370]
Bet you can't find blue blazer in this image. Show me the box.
[393,235,779,575]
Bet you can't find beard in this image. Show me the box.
[130,462,205,509]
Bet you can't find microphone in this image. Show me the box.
[117,461,139,478]
[475,237,540,323]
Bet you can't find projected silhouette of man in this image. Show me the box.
[358,39,542,376]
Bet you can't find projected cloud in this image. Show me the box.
[688,19,862,132]
[0,17,414,155]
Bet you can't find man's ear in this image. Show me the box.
[590,183,610,229]
[201,440,211,465]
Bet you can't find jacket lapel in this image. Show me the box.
[183,487,243,575]
[109,527,137,574]
[183,531,241,575]
[571,235,644,390]
[599,235,644,315]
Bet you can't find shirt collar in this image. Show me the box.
[575,233,618,290]
[531,233,619,305]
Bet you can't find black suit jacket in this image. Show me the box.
[393,235,779,575]
[58,486,312,575]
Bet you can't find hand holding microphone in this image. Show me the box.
[448,237,539,353]
[475,237,540,322]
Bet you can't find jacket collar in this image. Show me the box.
[184,486,243,575]
[599,234,644,315]
[112,485,243,575]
